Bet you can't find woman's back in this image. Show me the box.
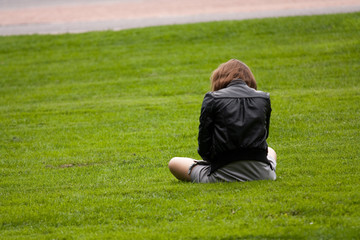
[198,79,271,173]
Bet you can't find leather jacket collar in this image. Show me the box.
[226,79,246,88]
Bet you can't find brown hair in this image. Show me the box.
[210,59,257,91]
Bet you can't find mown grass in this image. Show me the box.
[1,12,359,239]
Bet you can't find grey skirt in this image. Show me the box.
[190,156,277,183]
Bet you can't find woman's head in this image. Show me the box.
[210,59,257,91]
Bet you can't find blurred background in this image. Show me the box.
[1,0,360,35]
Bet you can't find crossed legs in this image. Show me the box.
[168,147,277,182]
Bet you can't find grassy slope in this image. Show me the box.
[0,12,359,239]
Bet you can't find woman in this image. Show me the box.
[168,59,277,183]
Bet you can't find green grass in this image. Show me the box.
[1,12,359,239]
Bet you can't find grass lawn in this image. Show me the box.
[1,12,359,239]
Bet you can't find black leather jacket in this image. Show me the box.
[197,79,272,173]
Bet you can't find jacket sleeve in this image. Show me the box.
[197,93,215,161]
[265,98,272,139]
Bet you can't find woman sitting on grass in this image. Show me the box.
[169,59,277,183]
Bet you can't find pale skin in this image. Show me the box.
[168,147,277,182]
